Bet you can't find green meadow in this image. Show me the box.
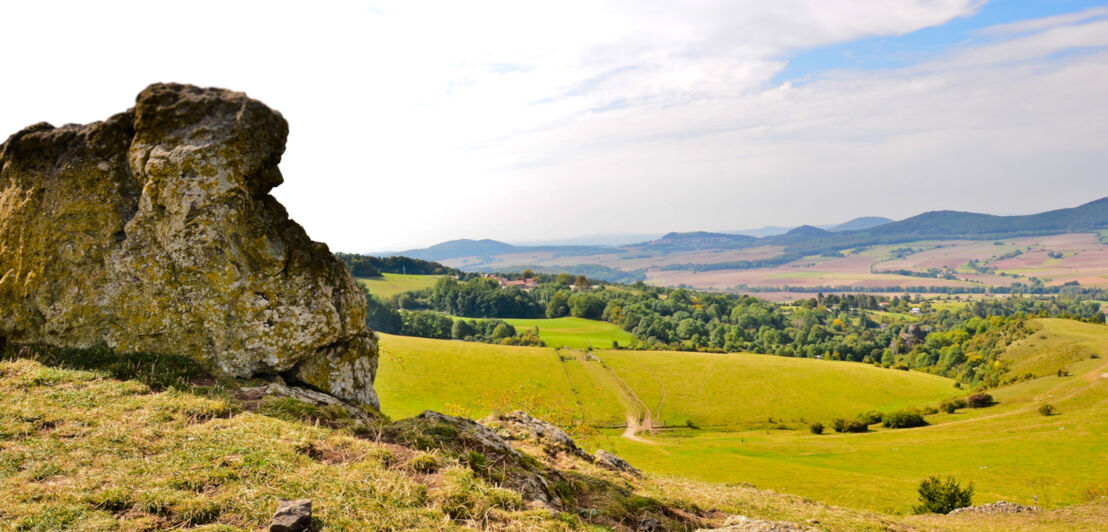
[375,319,1108,513]
[499,316,637,349]
[357,273,439,299]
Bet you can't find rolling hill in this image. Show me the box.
[829,216,893,232]
[374,333,956,429]
[375,318,1108,513]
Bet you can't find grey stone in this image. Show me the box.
[595,449,641,476]
[270,498,312,532]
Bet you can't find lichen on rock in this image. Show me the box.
[0,83,379,408]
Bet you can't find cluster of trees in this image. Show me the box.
[501,264,646,284]
[875,267,959,280]
[363,287,542,346]
[337,253,460,278]
[397,311,542,346]
[400,277,544,318]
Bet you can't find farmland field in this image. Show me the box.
[376,319,1108,513]
[441,233,1108,293]
[357,273,439,299]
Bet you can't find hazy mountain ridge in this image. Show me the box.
[380,198,1108,266]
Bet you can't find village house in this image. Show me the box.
[481,273,540,291]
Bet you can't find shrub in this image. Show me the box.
[966,393,995,408]
[809,422,824,435]
[1038,404,1055,416]
[833,419,868,433]
[685,419,700,430]
[1057,368,1070,377]
[921,406,938,415]
[913,476,974,514]
[858,411,883,425]
[939,398,967,414]
[883,410,928,429]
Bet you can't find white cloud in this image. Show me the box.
[2,1,1104,251]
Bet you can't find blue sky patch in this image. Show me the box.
[775,0,1108,83]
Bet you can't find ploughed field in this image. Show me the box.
[377,319,1108,513]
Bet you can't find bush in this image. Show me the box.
[833,418,868,433]
[809,422,824,435]
[1038,404,1055,416]
[966,393,995,408]
[913,476,974,514]
[940,398,967,413]
[858,411,883,425]
[883,410,928,429]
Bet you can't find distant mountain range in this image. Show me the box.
[378,198,1108,264]
[726,216,894,237]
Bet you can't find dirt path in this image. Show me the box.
[589,353,657,443]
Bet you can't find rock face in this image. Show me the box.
[0,83,378,408]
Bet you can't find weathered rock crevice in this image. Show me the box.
[0,82,379,408]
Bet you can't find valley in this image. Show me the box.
[374,318,1108,513]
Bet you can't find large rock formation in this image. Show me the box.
[0,83,378,408]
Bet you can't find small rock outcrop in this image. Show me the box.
[270,498,312,532]
[383,411,563,508]
[696,515,814,532]
[948,500,1041,515]
[595,449,641,476]
[482,410,590,459]
[0,83,378,407]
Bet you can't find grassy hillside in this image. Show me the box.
[4,348,936,531]
[499,317,637,350]
[375,334,957,431]
[376,320,1108,513]
[593,349,955,428]
[376,334,625,427]
[605,319,1108,512]
[357,273,439,299]
[3,328,1108,530]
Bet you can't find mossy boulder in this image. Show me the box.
[0,83,378,408]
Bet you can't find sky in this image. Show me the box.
[2,1,1107,252]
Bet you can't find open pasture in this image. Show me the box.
[499,316,637,349]
[357,273,440,299]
